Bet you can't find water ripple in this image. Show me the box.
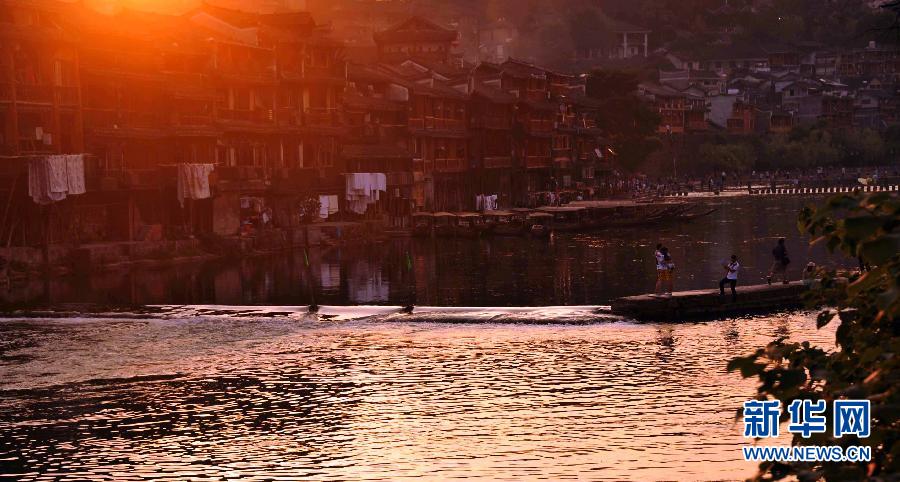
[0,311,834,481]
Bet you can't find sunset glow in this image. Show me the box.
[1,1,898,480]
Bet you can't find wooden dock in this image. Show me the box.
[610,281,810,321]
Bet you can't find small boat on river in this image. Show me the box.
[484,210,528,236]
[527,212,554,238]
[536,206,587,232]
[454,212,486,238]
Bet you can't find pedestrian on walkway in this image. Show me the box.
[654,244,666,296]
[767,238,790,284]
[661,249,675,296]
[720,255,740,301]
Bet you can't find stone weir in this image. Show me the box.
[611,281,810,321]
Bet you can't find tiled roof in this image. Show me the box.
[471,83,517,103]
[373,16,456,44]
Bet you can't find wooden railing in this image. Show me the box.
[483,156,512,169]
[471,117,510,129]
[174,113,214,126]
[409,116,465,131]
[434,157,465,171]
[83,108,166,128]
[304,107,339,126]
[528,119,554,133]
[218,108,274,123]
[525,155,551,169]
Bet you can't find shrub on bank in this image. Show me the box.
[729,191,899,480]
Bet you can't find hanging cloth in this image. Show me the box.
[177,163,215,208]
[65,154,85,195]
[28,155,86,205]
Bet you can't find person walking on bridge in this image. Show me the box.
[720,255,740,302]
[654,244,666,296]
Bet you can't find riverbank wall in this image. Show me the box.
[0,221,387,278]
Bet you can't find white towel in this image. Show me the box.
[65,154,86,195]
[28,155,86,204]
[344,173,386,214]
[177,163,215,208]
[46,155,68,202]
[28,158,48,204]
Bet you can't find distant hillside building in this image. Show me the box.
[478,18,517,63]
[573,16,650,61]
[373,16,458,64]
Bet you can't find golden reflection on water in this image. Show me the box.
[0,312,835,481]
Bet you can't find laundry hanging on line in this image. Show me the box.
[345,173,386,215]
[318,194,339,219]
[475,194,498,211]
[28,154,85,205]
[177,163,215,208]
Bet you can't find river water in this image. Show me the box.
[0,195,851,481]
[2,195,852,307]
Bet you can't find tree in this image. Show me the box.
[729,191,900,480]
[585,70,661,171]
[695,142,757,173]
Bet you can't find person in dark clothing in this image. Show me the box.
[767,238,790,284]
[720,255,740,301]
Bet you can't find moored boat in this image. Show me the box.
[526,212,554,238]
[454,212,485,238]
[484,210,527,236]
[537,206,586,232]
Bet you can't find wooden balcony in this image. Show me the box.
[0,83,79,106]
[470,117,510,129]
[174,113,215,126]
[387,171,414,186]
[304,107,340,126]
[483,156,512,169]
[84,108,166,129]
[525,155,551,169]
[216,165,269,182]
[217,108,275,124]
[348,123,407,142]
[409,116,466,132]
[211,65,277,84]
[434,157,466,172]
